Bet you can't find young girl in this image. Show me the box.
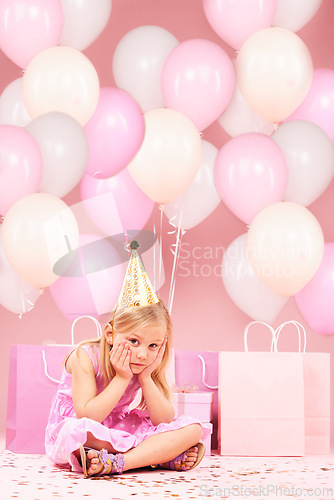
[45,242,209,477]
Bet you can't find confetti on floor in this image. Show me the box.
[0,436,333,500]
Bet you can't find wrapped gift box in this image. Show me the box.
[172,391,213,422]
[172,391,213,455]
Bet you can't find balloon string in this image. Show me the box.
[167,204,178,237]
[168,223,183,314]
[19,289,25,316]
[167,205,178,311]
[153,218,157,292]
[26,298,35,312]
[168,205,184,314]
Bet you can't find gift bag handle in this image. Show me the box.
[71,315,102,344]
[272,320,307,353]
[43,315,102,384]
[244,320,278,352]
[198,355,218,390]
[42,350,62,384]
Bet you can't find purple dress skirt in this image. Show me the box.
[45,345,209,472]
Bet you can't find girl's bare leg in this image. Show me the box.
[82,423,203,474]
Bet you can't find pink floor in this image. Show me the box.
[1,435,333,500]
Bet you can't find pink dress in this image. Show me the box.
[45,345,209,472]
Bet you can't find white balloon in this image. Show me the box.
[222,233,288,323]
[26,112,89,198]
[273,0,323,32]
[0,226,40,314]
[22,46,100,127]
[272,120,334,206]
[127,108,202,204]
[0,78,31,127]
[59,0,112,51]
[2,193,80,289]
[164,140,221,230]
[113,25,178,112]
[218,82,275,137]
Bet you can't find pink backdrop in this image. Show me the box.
[0,0,333,447]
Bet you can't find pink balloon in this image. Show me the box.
[84,87,145,178]
[0,0,64,68]
[203,0,278,50]
[295,243,334,335]
[161,39,235,130]
[286,68,334,141]
[0,125,43,215]
[49,234,123,320]
[80,168,154,235]
[214,133,288,224]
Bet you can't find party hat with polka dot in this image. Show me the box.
[117,240,159,308]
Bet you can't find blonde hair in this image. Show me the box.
[69,300,173,409]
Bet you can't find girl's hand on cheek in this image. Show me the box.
[109,340,133,381]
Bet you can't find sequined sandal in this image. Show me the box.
[151,442,205,471]
[79,444,126,478]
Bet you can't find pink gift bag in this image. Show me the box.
[275,321,331,455]
[6,316,101,454]
[6,344,71,454]
[218,321,305,456]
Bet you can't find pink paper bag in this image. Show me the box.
[218,322,305,456]
[6,344,70,454]
[6,315,102,454]
[275,321,331,454]
[304,352,331,454]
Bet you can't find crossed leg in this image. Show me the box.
[77,423,203,474]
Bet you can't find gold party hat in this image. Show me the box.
[117,240,159,308]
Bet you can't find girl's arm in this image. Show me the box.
[140,376,175,426]
[70,342,132,423]
[138,339,175,426]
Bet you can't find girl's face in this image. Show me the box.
[113,323,167,374]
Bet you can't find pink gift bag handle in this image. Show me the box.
[244,320,278,352]
[273,321,307,353]
[42,315,102,384]
[42,350,63,384]
[198,355,218,390]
